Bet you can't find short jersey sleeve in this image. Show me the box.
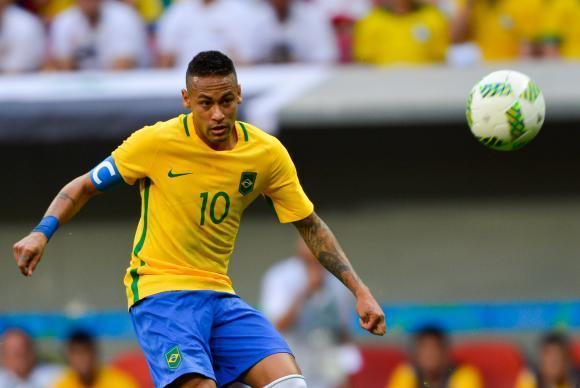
[111,126,159,185]
[263,140,314,223]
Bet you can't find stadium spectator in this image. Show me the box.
[315,0,370,20]
[54,330,139,388]
[0,328,62,388]
[515,332,580,388]
[387,326,483,388]
[16,0,73,22]
[332,14,356,63]
[48,0,148,70]
[247,0,338,64]
[353,0,449,65]
[450,0,545,62]
[0,0,45,73]
[121,0,162,25]
[540,0,580,59]
[261,239,361,388]
[156,0,254,69]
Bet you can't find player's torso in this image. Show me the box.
[138,116,271,275]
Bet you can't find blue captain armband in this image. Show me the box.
[90,156,123,191]
[32,216,59,240]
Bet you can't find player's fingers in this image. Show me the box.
[372,316,387,336]
[360,313,379,331]
[17,253,31,276]
[27,254,42,277]
[12,243,22,263]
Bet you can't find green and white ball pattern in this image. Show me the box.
[466,70,545,151]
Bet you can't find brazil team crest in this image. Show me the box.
[165,346,182,369]
[239,172,257,196]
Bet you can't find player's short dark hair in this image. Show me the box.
[186,51,237,84]
[67,329,96,349]
[414,324,448,345]
[540,331,569,350]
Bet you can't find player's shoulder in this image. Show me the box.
[118,115,184,150]
[238,121,285,151]
[136,114,184,136]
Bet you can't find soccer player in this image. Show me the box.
[12,51,385,388]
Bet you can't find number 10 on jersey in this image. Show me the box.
[200,192,230,225]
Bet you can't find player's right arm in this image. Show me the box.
[13,145,135,277]
[12,173,101,277]
[13,124,158,278]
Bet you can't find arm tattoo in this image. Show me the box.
[294,212,363,293]
[57,192,77,207]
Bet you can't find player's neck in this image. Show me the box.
[196,127,238,151]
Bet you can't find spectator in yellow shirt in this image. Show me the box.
[515,332,580,388]
[451,0,545,61]
[541,0,580,59]
[54,330,139,388]
[387,326,483,388]
[353,0,449,65]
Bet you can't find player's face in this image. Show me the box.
[182,74,242,150]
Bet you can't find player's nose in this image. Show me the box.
[211,106,225,122]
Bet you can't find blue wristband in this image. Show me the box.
[32,216,60,240]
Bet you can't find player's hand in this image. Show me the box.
[12,232,48,277]
[356,288,386,336]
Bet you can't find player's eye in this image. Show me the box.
[199,100,212,108]
[221,98,234,107]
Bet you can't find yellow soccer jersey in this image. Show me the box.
[464,0,545,61]
[111,115,314,307]
[542,0,580,58]
[354,5,449,65]
[386,363,483,388]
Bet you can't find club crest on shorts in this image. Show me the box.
[238,172,257,196]
[164,346,182,369]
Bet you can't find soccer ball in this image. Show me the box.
[466,70,545,151]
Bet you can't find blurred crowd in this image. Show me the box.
[0,328,140,388]
[2,326,579,388]
[1,0,580,73]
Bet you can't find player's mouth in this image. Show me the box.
[209,125,227,137]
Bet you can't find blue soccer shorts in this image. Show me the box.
[129,290,293,387]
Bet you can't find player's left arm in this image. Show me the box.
[293,212,386,336]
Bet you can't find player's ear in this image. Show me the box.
[237,84,242,104]
[181,89,190,108]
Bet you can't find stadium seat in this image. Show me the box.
[452,340,524,388]
[570,341,580,367]
[348,344,407,388]
[111,349,154,388]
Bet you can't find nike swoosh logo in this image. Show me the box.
[168,169,192,178]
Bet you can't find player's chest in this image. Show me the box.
[153,150,266,206]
